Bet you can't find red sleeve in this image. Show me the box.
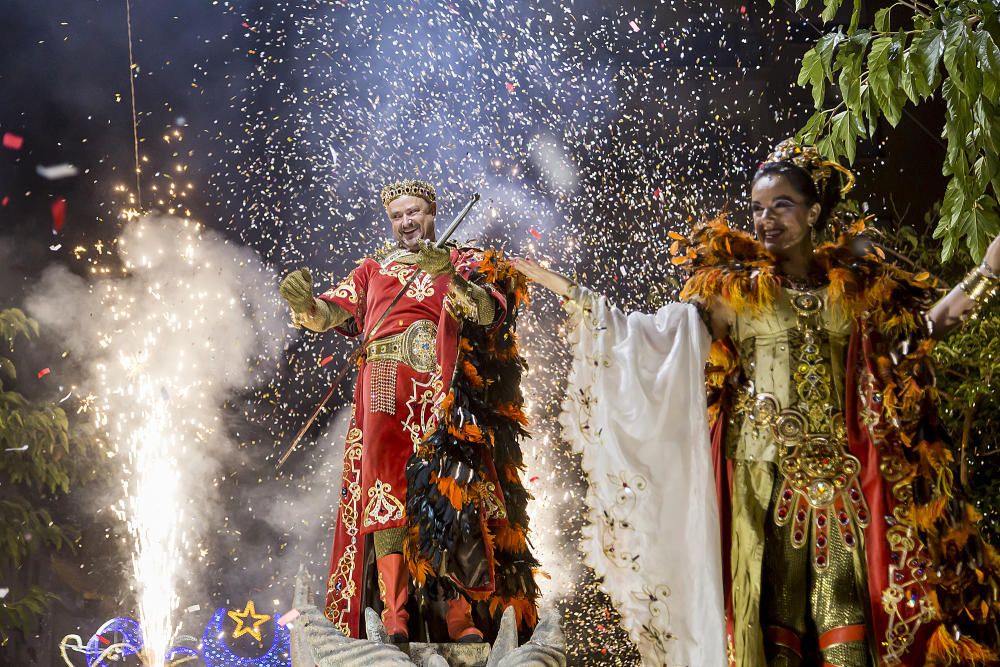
[318,259,373,336]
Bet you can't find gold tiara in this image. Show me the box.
[380,179,436,207]
[762,138,856,197]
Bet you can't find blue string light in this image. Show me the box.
[200,607,290,667]
[86,606,290,667]
[85,617,143,666]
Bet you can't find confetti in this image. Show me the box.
[51,198,66,232]
[2,132,23,150]
[529,228,542,239]
[37,368,51,379]
[628,20,641,32]
[36,163,80,180]
[319,355,334,367]
[276,609,299,626]
[4,446,27,452]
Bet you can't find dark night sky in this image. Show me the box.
[0,1,953,664]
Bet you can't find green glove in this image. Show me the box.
[414,241,456,277]
[279,268,316,313]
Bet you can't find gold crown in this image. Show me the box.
[381,179,437,207]
[762,138,855,197]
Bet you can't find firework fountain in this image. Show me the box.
[29,215,286,665]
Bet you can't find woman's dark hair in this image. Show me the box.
[751,162,843,232]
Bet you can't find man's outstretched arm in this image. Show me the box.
[279,268,351,332]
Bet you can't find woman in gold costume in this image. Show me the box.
[517,139,1000,666]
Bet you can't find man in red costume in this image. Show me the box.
[279,179,538,644]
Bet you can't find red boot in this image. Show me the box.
[376,553,410,642]
[445,595,483,643]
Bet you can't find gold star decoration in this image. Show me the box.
[227,600,271,642]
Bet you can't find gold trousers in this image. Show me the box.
[760,473,872,667]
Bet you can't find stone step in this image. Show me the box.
[402,641,491,667]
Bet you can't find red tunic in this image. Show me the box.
[317,247,508,636]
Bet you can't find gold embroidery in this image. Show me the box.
[325,416,363,634]
[323,275,360,304]
[633,584,676,665]
[363,480,406,527]
[402,373,443,447]
[858,368,933,662]
[473,482,507,520]
[370,360,397,414]
[380,262,435,301]
[736,290,870,570]
[407,272,435,301]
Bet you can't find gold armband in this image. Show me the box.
[447,275,496,325]
[959,264,999,303]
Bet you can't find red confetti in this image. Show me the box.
[37,368,50,379]
[319,355,334,367]
[740,5,747,13]
[528,475,540,483]
[1,196,8,207]
[51,198,66,232]
[241,20,250,27]
[505,82,515,93]
[653,187,662,199]
[2,132,23,150]
[528,227,542,239]
[597,623,606,632]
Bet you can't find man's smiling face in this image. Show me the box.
[387,195,436,251]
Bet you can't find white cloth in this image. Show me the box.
[559,287,726,667]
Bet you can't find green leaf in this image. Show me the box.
[798,45,827,108]
[874,7,890,33]
[821,0,844,24]
[909,28,944,99]
[868,35,905,126]
[830,109,857,163]
[796,0,810,11]
[0,357,14,381]
[836,31,871,113]
[816,31,845,81]
[974,30,1000,102]
[944,17,971,96]
[797,110,827,144]
[938,177,966,234]
[848,0,862,34]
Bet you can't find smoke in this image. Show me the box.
[25,213,288,662]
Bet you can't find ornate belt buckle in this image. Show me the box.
[401,320,437,373]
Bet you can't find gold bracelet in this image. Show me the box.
[959,266,999,303]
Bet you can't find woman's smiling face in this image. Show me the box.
[751,172,821,258]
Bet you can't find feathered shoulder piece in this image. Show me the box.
[671,214,937,331]
[671,215,780,314]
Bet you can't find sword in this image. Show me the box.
[275,192,481,470]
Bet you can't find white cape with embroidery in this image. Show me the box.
[560,287,726,666]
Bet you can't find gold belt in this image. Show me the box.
[734,385,870,568]
[365,319,438,373]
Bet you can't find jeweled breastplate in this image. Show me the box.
[735,289,869,569]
